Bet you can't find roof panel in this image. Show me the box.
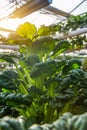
[0,0,87,32]
[51,0,87,15]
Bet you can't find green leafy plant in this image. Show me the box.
[0,12,87,126]
[0,112,87,130]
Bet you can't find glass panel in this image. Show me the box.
[0,0,87,32]
[51,0,87,15]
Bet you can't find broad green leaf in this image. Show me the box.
[16,22,37,40]
[0,69,18,90]
[28,86,43,97]
[0,117,24,130]
[23,55,40,69]
[0,54,16,64]
[31,36,56,57]
[53,40,70,56]
[0,92,32,106]
[38,25,51,36]
[63,59,82,74]
[30,60,66,79]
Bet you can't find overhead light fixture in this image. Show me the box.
[10,0,52,18]
[44,6,70,18]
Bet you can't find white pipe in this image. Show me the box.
[55,27,87,39]
[0,44,19,50]
[0,27,87,50]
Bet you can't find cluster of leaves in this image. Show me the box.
[0,50,87,124]
[29,112,87,130]
[0,112,87,130]
[0,12,87,128]
[53,13,87,33]
[6,13,87,52]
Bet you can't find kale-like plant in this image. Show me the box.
[0,13,87,125]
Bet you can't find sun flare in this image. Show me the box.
[0,18,21,31]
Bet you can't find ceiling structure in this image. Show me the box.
[0,0,87,51]
[0,0,87,32]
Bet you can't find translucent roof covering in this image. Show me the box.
[52,0,87,15]
[0,0,87,33]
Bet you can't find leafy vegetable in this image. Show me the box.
[0,12,87,127]
[52,40,70,56]
[0,112,87,130]
[0,69,18,90]
[16,22,37,40]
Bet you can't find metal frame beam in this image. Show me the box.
[10,0,52,18]
[44,5,70,18]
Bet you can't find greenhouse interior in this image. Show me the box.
[0,0,87,129]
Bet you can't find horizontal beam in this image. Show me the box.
[44,5,70,18]
[10,0,52,18]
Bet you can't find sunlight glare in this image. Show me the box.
[0,18,21,31]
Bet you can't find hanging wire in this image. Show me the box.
[69,0,86,14]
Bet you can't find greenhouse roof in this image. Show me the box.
[0,0,87,32]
